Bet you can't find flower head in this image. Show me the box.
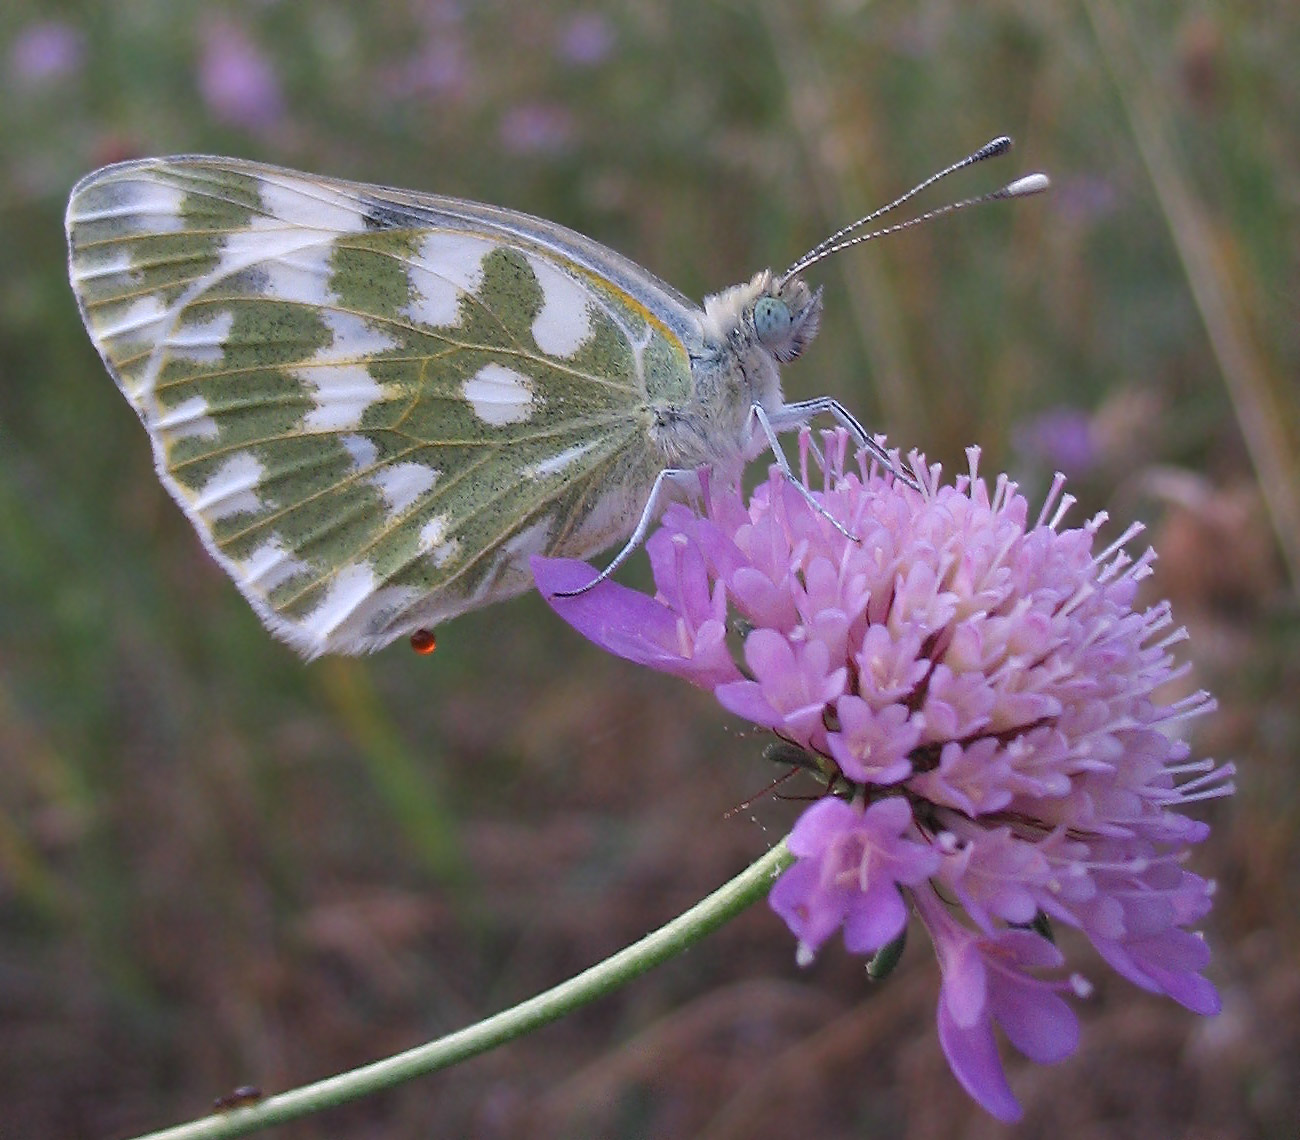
[533,430,1233,1121]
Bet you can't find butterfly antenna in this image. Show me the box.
[779,135,1048,283]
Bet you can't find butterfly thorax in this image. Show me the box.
[647,270,823,471]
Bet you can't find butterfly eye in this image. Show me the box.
[753,296,793,348]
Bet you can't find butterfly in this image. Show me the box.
[65,138,1045,658]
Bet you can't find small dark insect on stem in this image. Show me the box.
[761,739,823,772]
[212,1085,265,1113]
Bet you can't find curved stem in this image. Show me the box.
[126,840,794,1140]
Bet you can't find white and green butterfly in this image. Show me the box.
[65,139,1045,658]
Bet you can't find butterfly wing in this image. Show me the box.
[67,157,704,656]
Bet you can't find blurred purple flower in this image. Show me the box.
[197,20,284,132]
[499,102,575,156]
[379,40,469,102]
[556,12,615,66]
[1013,406,1097,476]
[535,429,1233,1121]
[11,21,85,88]
[1055,173,1121,223]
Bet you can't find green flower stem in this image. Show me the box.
[127,839,794,1140]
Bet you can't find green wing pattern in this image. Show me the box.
[67,158,692,655]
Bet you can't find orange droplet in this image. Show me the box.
[410,628,437,655]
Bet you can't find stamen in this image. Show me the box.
[1048,493,1080,532]
[1095,522,1146,566]
[1035,472,1070,530]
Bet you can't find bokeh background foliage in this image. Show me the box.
[1,1,1297,1137]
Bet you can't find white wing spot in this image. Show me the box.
[419,514,460,568]
[73,176,186,233]
[370,463,438,517]
[420,515,447,548]
[214,176,367,304]
[431,541,460,569]
[299,364,384,431]
[168,309,235,365]
[94,294,171,356]
[124,177,187,231]
[153,395,218,442]
[242,536,309,593]
[233,222,336,304]
[314,308,399,360]
[258,174,370,234]
[406,233,496,329]
[69,247,135,285]
[299,563,418,653]
[527,440,597,480]
[265,247,333,304]
[295,310,395,431]
[341,433,379,471]
[354,585,421,640]
[526,254,592,357]
[462,363,535,425]
[300,563,377,642]
[192,453,264,521]
[504,518,554,560]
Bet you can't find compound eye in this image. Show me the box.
[753,296,793,348]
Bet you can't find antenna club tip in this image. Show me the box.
[1004,172,1051,197]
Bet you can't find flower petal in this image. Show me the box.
[991,971,1079,1064]
[532,557,740,686]
[938,991,1023,1123]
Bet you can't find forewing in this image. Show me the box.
[66,157,695,656]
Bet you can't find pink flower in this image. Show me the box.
[916,883,1087,1122]
[769,796,939,966]
[533,430,1234,1120]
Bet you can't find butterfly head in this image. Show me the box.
[701,270,823,366]
[752,272,823,363]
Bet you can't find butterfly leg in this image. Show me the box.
[765,397,919,490]
[750,404,861,540]
[549,466,700,598]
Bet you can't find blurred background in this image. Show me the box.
[1,1,1296,1137]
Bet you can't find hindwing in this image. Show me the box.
[67,157,701,655]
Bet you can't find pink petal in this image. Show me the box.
[938,994,1023,1123]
